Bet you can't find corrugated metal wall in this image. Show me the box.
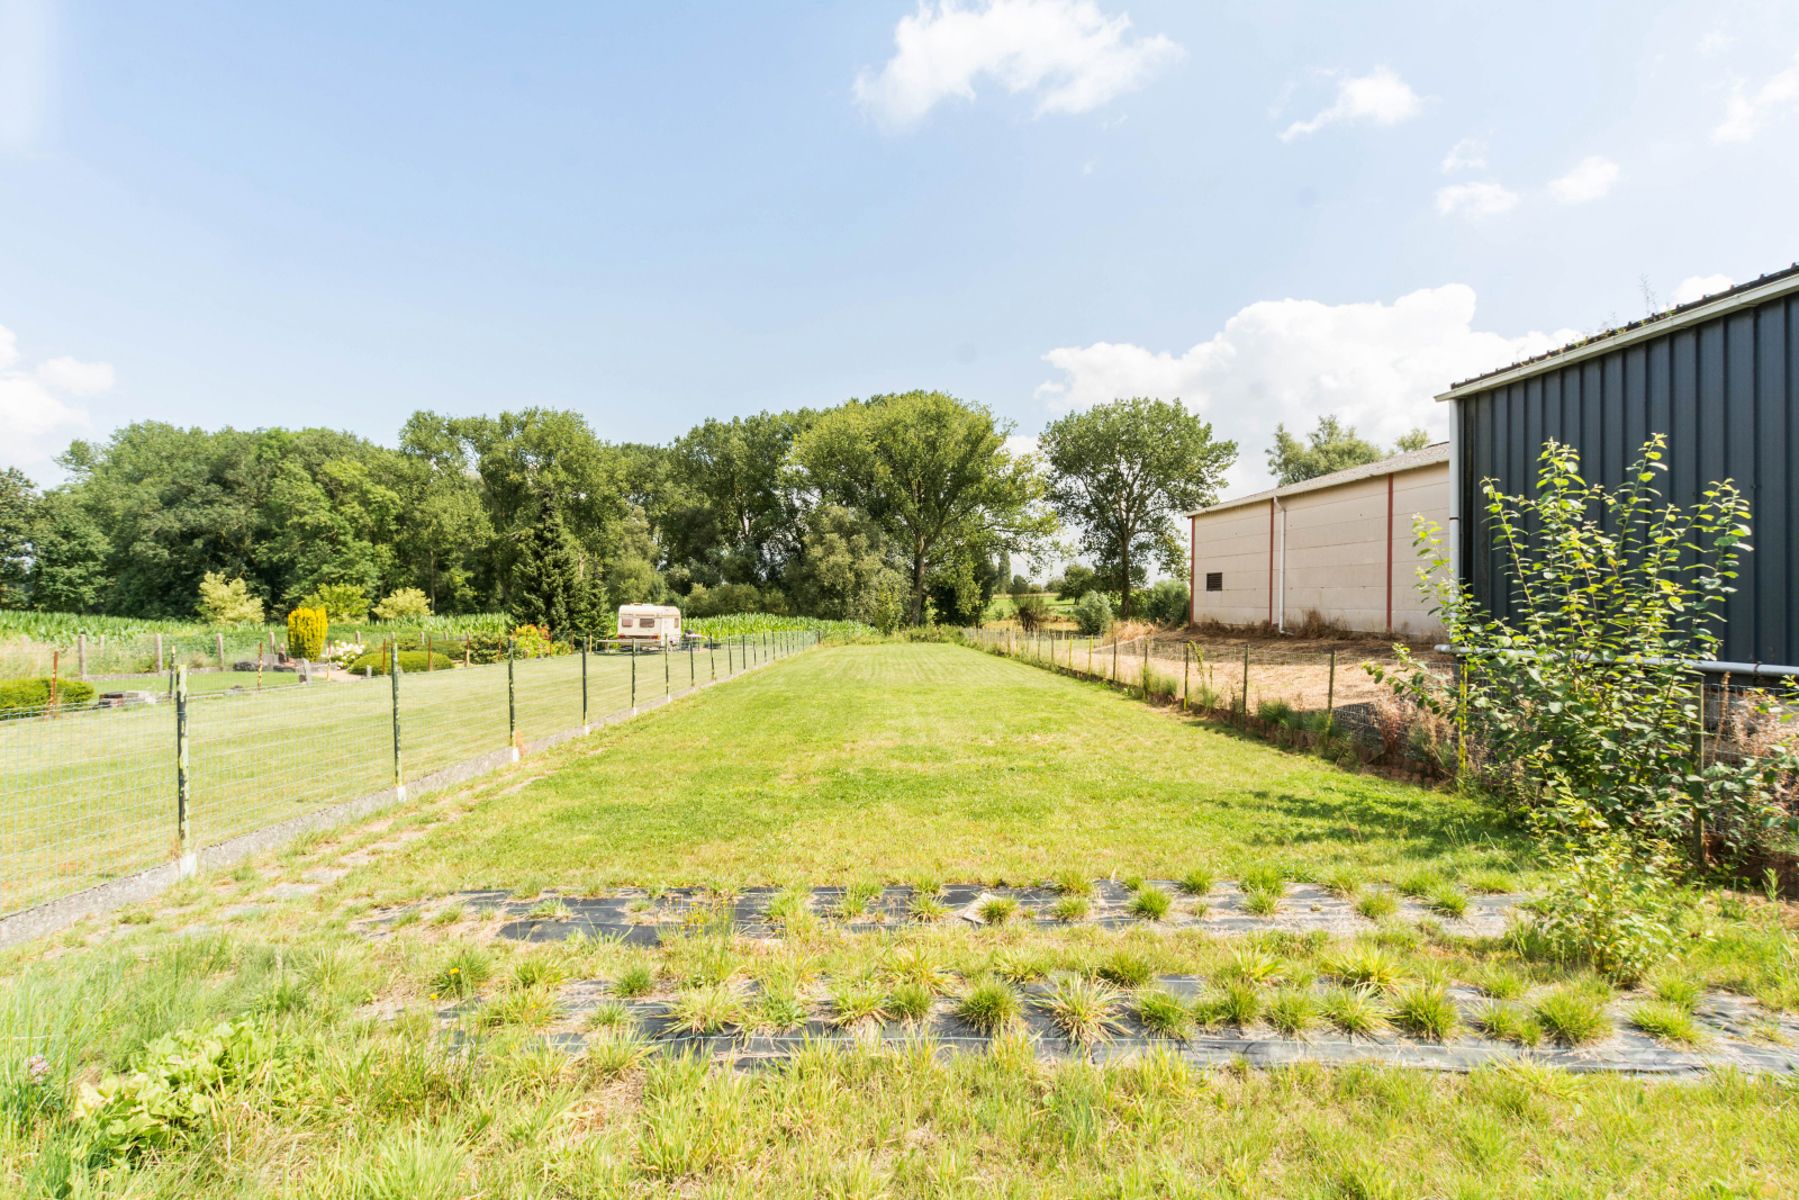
[1456,290,1797,667]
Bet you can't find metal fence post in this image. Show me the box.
[726,637,733,677]
[156,632,165,675]
[664,640,671,696]
[1325,649,1337,736]
[688,639,695,689]
[390,639,405,799]
[1692,674,1708,866]
[630,642,638,710]
[77,633,86,679]
[175,667,194,878]
[507,637,519,760]
[1112,636,1118,682]
[582,636,590,732]
[1183,642,1191,711]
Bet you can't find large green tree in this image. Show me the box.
[1039,397,1235,620]
[793,391,1050,624]
[660,412,815,591]
[510,490,602,636]
[0,468,36,608]
[784,504,905,628]
[1266,416,1429,486]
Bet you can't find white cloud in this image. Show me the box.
[1434,181,1518,218]
[1440,137,1487,173]
[853,0,1182,130]
[1035,284,1578,491]
[1714,50,1799,143]
[1672,273,1734,305]
[0,323,108,482]
[1003,433,1041,459]
[1547,155,1620,204]
[1278,66,1421,141]
[35,356,115,395]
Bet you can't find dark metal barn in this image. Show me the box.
[1438,265,1799,671]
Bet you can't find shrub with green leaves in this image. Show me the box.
[0,676,97,714]
[196,572,264,625]
[301,582,370,623]
[1525,836,1689,983]
[285,605,328,661]
[74,1018,266,1164]
[1011,593,1050,633]
[1380,434,1797,861]
[1071,590,1114,636]
[373,587,433,620]
[347,648,455,675]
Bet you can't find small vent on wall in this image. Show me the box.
[1204,572,1223,592]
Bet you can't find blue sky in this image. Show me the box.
[3,0,1797,490]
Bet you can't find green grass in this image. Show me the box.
[0,647,714,910]
[7,641,1799,1196]
[1127,884,1172,921]
[398,643,1528,890]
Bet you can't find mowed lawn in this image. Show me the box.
[410,641,1527,892]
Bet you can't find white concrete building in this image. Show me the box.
[1187,444,1449,639]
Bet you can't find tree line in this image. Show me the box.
[0,395,1413,631]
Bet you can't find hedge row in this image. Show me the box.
[0,677,99,714]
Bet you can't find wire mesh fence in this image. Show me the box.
[0,632,817,918]
[965,626,1452,744]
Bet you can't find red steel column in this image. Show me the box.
[1188,514,1197,626]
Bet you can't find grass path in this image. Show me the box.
[406,641,1526,895]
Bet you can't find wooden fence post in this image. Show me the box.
[1325,650,1337,735]
[1240,643,1250,726]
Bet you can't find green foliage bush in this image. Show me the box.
[73,1017,266,1164]
[285,606,328,661]
[0,676,98,713]
[510,623,556,658]
[347,648,455,675]
[372,587,432,620]
[1378,435,1799,973]
[1072,591,1113,636]
[1140,578,1190,628]
[1012,593,1050,633]
[301,583,369,622]
[195,572,264,625]
[1521,836,1689,983]
[1382,435,1797,856]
